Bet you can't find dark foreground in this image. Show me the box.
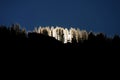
[0,25,119,78]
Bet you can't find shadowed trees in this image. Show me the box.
[0,24,120,51]
[1,24,119,77]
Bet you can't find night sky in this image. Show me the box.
[0,0,120,36]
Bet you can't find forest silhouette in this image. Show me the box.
[0,24,120,54]
[1,23,120,71]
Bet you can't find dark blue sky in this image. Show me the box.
[0,0,120,36]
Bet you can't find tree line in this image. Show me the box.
[0,24,120,52]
